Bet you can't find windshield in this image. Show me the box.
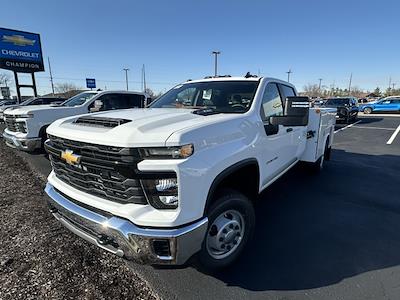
[325,98,350,106]
[20,98,35,105]
[150,81,259,113]
[61,92,97,107]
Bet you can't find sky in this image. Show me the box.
[1,0,400,96]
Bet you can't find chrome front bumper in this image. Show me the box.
[44,183,208,265]
[2,130,41,151]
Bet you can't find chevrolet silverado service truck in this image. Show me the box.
[44,76,336,270]
[3,90,149,151]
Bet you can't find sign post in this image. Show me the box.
[86,78,96,90]
[0,28,45,103]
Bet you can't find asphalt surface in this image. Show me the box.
[1,115,400,300]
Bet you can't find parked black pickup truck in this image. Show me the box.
[322,97,359,123]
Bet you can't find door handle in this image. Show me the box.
[286,128,293,133]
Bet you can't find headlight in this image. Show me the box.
[17,113,34,118]
[141,178,179,209]
[139,144,194,159]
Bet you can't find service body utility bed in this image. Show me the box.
[301,107,336,163]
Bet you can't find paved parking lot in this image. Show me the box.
[1,115,400,300]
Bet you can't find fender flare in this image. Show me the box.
[203,158,259,215]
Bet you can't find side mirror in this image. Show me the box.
[89,100,103,112]
[269,96,309,127]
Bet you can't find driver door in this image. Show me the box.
[258,82,294,186]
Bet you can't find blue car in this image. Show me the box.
[359,97,400,114]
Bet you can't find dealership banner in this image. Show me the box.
[0,28,44,73]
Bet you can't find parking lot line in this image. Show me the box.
[351,125,396,131]
[386,124,400,145]
[334,120,361,133]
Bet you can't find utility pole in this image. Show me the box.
[348,73,353,95]
[123,68,130,91]
[212,51,221,77]
[48,57,55,95]
[286,69,292,82]
[142,64,147,92]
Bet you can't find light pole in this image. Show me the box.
[318,78,323,96]
[286,69,292,82]
[123,68,130,91]
[212,51,221,77]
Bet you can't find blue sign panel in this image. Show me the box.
[86,78,96,89]
[0,28,44,73]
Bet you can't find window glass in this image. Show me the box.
[31,99,43,105]
[126,94,144,108]
[97,94,123,111]
[150,81,259,113]
[261,83,283,121]
[280,84,296,100]
[62,92,97,107]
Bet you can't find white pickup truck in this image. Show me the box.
[44,76,336,270]
[2,90,149,151]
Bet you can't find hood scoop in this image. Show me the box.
[74,116,131,128]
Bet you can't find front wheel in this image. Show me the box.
[363,107,372,114]
[199,190,255,271]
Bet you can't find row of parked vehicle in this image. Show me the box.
[1,76,337,270]
[1,90,149,151]
[312,96,400,124]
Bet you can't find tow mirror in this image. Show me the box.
[269,96,309,127]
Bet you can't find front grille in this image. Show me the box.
[46,135,147,205]
[4,115,26,133]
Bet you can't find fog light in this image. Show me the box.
[141,177,178,209]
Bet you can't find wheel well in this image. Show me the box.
[38,125,49,138]
[205,160,259,214]
[39,124,49,138]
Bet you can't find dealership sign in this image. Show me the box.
[0,28,44,73]
[86,78,96,89]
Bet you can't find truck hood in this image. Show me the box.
[47,108,240,147]
[4,104,72,115]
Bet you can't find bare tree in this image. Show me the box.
[55,82,81,98]
[144,87,163,100]
[0,72,11,87]
[303,83,322,98]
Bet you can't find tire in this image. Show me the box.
[363,107,372,114]
[198,189,255,271]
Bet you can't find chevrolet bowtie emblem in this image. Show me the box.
[61,149,81,165]
[2,34,36,46]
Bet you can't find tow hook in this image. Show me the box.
[49,206,58,214]
[97,234,119,248]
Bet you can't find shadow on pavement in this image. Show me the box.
[205,149,400,291]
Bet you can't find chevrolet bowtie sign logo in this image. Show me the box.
[2,34,36,46]
[61,149,81,165]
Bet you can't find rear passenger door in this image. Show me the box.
[278,83,307,159]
